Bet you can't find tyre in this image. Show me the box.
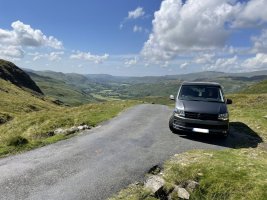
[169,115,176,133]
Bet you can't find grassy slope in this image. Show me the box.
[227,93,267,141]
[111,90,267,200]
[28,72,100,106]
[240,80,267,94]
[0,79,137,156]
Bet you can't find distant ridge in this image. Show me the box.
[0,59,43,94]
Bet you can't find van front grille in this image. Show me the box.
[184,112,218,121]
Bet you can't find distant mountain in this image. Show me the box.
[24,68,267,104]
[0,59,43,94]
[227,70,267,77]
[86,70,267,83]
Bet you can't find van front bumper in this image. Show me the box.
[172,115,229,135]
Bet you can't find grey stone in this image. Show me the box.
[83,125,91,129]
[174,187,190,200]
[54,128,65,135]
[66,126,79,135]
[77,126,85,130]
[186,180,199,192]
[144,175,165,194]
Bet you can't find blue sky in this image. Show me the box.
[0,0,267,76]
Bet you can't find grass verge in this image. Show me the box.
[227,93,267,141]
[0,100,138,157]
[110,149,267,200]
[163,149,267,200]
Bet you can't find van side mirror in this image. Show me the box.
[169,95,175,101]
[226,99,232,104]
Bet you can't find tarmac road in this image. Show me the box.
[0,104,231,200]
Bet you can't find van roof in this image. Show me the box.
[181,82,222,87]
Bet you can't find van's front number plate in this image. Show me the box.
[193,128,209,133]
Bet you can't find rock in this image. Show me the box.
[54,128,65,135]
[186,180,199,192]
[55,125,91,136]
[144,175,165,194]
[175,187,190,200]
[77,125,91,130]
[77,126,85,130]
[66,126,79,135]
[83,125,91,129]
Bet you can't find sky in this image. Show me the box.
[0,0,267,76]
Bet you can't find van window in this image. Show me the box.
[178,85,224,102]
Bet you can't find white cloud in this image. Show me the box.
[31,51,64,61]
[0,21,63,49]
[233,0,267,28]
[242,53,267,70]
[133,25,143,33]
[125,57,138,66]
[70,51,109,64]
[215,55,238,67]
[141,0,267,64]
[251,29,267,53]
[180,62,189,69]
[162,61,169,68]
[194,53,215,65]
[142,0,241,62]
[128,7,145,19]
[194,54,239,71]
[0,45,24,60]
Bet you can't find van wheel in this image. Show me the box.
[169,115,176,133]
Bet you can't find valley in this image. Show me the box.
[25,67,267,106]
[0,59,266,200]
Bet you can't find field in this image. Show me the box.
[0,79,138,157]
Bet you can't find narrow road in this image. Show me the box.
[0,104,231,200]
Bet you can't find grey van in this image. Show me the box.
[169,82,232,137]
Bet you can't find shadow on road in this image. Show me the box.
[178,122,263,149]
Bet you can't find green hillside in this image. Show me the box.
[0,59,43,94]
[240,80,267,94]
[0,78,137,156]
[0,79,57,116]
[28,72,100,106]
[0,60,138,156]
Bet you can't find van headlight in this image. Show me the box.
[174,108,185,117]
[218,113,229,121]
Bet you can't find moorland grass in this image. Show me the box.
[0,79,138,157]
